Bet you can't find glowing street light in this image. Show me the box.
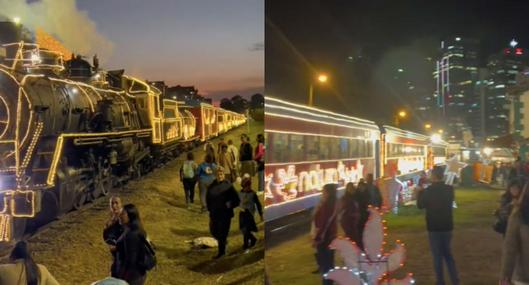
[438,129,444,134]
[424,123,432,130]
[13,17,21,25]
[431,134,442,144]
[398,110,407,118]
[308,73,328,106]
[394,110,407,127]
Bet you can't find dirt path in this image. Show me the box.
[26,122,264,285]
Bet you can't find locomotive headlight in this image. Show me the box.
[71,87,79,94]
[30,53,41,64]
[94,74,101,80]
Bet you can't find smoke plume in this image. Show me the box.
[0,0,113,60]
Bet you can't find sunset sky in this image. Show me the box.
[0,0,264,101]
[69,0,263,100]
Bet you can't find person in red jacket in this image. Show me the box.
[311,184,338,285]
[255,134,265,192]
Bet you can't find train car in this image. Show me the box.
[189,103,218,141]
[0,42,242,242]
[428,139,449,168]
[380,125,430,180]
[264,97,380,222]
[217,108,228,134]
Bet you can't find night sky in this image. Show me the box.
[0,0,264,101]
[266,0,529,124]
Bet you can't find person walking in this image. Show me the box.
[311,184,338,285]
[217,137,227,158]
[0,241,59,285]
[115,204,149,285]
[255,134,265,192]
[180,152,198,207]
[365,173,382,208]
[218,144,236,182]
[197,154,217,213]
[239,134,254,177]
[494,178,523,235]
[500,181,529,284]
[239,176,263,252]
[204,141,216,163]
[340,183,361,247]
[206,167,240,259]
[103,196,124,277]
[356,181,370,250]
[417,166,459,285]
[227,139,239,176]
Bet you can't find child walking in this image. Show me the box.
[239,177,263,252]
[180,152,198,208]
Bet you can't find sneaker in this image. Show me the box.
[213,253,225,259]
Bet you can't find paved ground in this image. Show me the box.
[23,121,264,285]
[266,187,503,285]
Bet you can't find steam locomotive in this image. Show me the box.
[0,42,246,242]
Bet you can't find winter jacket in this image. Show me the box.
[417,181,454,232]
[239,190,263,216]
[501,210,529,283]
[0,260,59,285]
[206,179,240,219]
[312,202,337,247]
[240,142,253,161]
[115,228,147,283]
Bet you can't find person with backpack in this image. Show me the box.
[239,176,263,252]
[115,204,152,285]
[311,184,338,285]
[494,178,523,235]
[206,167,241,259]
[103,196,124,277]
[180,152,198,207]
[0,241,59,285]
[198,153,217,213]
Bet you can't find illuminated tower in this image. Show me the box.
[485,39,529,141]
[433,37,479,145]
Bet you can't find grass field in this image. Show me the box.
[20,120,264,285]
[266,187,504,285]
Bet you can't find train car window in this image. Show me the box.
[349,139,358,158]
[366,140,374,157]
[339,138,349,158]
[164,108,176,118]
[329,138,340,160]
[289,134,305,162]
[271,132,289,163]
[305,136,319,161]
[318,137,331,160]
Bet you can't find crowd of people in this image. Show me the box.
[311,174,382,285]
[311,161,529,285]
[0,133,265,285]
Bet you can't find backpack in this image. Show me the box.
[182,161,195,179]
[139,236,157,271]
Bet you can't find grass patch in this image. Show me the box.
[267,187,504,284]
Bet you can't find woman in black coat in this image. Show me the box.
[115,204,148,285]
[206,166,240,259]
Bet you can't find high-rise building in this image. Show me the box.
[485,39,529,141]
[433,37,479,145]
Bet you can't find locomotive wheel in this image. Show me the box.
[29,191,59,232]
[12,217,27,240]
[73,191,87,210]
[91,171,112,200]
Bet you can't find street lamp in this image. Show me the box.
[394,110,407,127]
[13,17,20,25]
[438,129,444,134]
[308,73,328,106]
[425,123,432,130]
